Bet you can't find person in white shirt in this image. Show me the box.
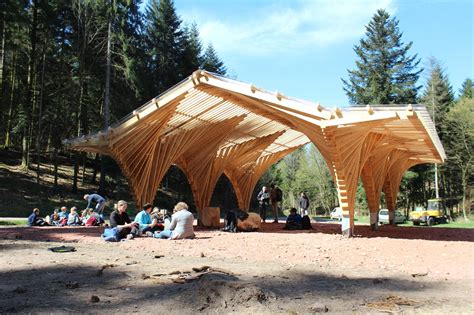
[153,202,195,240]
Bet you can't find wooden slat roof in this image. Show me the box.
[64,70,445,215]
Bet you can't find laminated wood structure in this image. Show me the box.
[64,70,446,236]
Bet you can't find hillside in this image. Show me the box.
[0,149,230,217]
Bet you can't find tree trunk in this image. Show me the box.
[91,153,99,184]
[0,11,6,107]
[53,147,58,187]
[22,0,39,171]
[81,152,86,186]
[461,166,469,220]
[72,152,79,193]
[4,51,16,148]
[99,16,112,194]
[36,51,46,185]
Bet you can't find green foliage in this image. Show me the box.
[459,78,473,99]
[420,58,454,141]
[444,97,474,217]
[258,145,337,214]
[0,0,227,205]
[342,9,421,105]
[201,43,227,75]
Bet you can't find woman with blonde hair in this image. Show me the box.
[153,202,195,240]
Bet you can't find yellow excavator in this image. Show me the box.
[410,198,449,226]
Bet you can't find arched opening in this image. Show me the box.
[154,165,196,213]
[209,173,239,214]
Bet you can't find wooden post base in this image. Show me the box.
[370,212,379,230]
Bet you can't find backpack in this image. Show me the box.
[85,216,98,226]
[301,215,312,230]
[222,211,237,233]
[101,227,121,242]
[275,188,283,202]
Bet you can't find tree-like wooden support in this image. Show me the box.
[64,70,445,235]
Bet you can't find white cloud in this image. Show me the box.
[183,0,396,56]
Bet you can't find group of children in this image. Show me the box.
[27,206,104,227]
[27,193,107,227]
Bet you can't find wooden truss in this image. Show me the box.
[64,70,445,236]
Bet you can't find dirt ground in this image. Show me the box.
[0,223,473,314]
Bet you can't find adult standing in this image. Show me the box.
[257,186,270,223]
[84,193,106,216]
[269,184,283,223]
[298,191,310,216]
[109,200,139,239]
[153,202,195,240]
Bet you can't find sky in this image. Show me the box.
[165,0,473,108]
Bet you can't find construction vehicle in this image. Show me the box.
[409,198,449,226]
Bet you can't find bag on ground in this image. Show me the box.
[301,215,312,230]
[101,227,121,242]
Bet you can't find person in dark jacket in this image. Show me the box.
[298,192,310,216]
[109,200,139,239]
[284,207,302,230]
[83,193,106,216]
[27,208,49,226]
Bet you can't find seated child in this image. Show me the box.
[28,208,49,226]
[151,207,165,231]
[48,208,61,226]
[67,207,81,226]
[81,208,93,225]
[284,208,302,230]
[58,206,69,226]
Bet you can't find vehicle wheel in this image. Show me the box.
[427,217,435,226]
[413,222,420,226]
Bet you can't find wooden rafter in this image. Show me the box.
[63,70,446,235]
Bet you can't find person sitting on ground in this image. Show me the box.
[27,208,49,226]
[153,202,195,240]
[80,208,92,225]
[134,203,160,236]
[67,207,81,226]
[58,206,68,219]
[83,193,106,217]
[150,207,165,232]
[50,208,59,223]
[284,207,302,230]
[109,200,139,239]
[46,208,61,226]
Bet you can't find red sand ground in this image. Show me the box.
[1,223,473,313]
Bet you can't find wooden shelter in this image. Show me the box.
[64,70,445,236]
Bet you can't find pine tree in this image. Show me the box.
[342,9,422,105]
[145,0,184,94]
[459,78,473,99]
[444,97,473,219]
[181,23,203,76]
[420,58,454,141]
[201,43,226,75]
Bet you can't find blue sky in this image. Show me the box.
[168,0,472,107]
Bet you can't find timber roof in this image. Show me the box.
[64,70,446,211]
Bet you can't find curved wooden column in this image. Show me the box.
[176,115,247,215]
[322,125,394,236]
[226,146,301,211]
[382,152,419,224]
